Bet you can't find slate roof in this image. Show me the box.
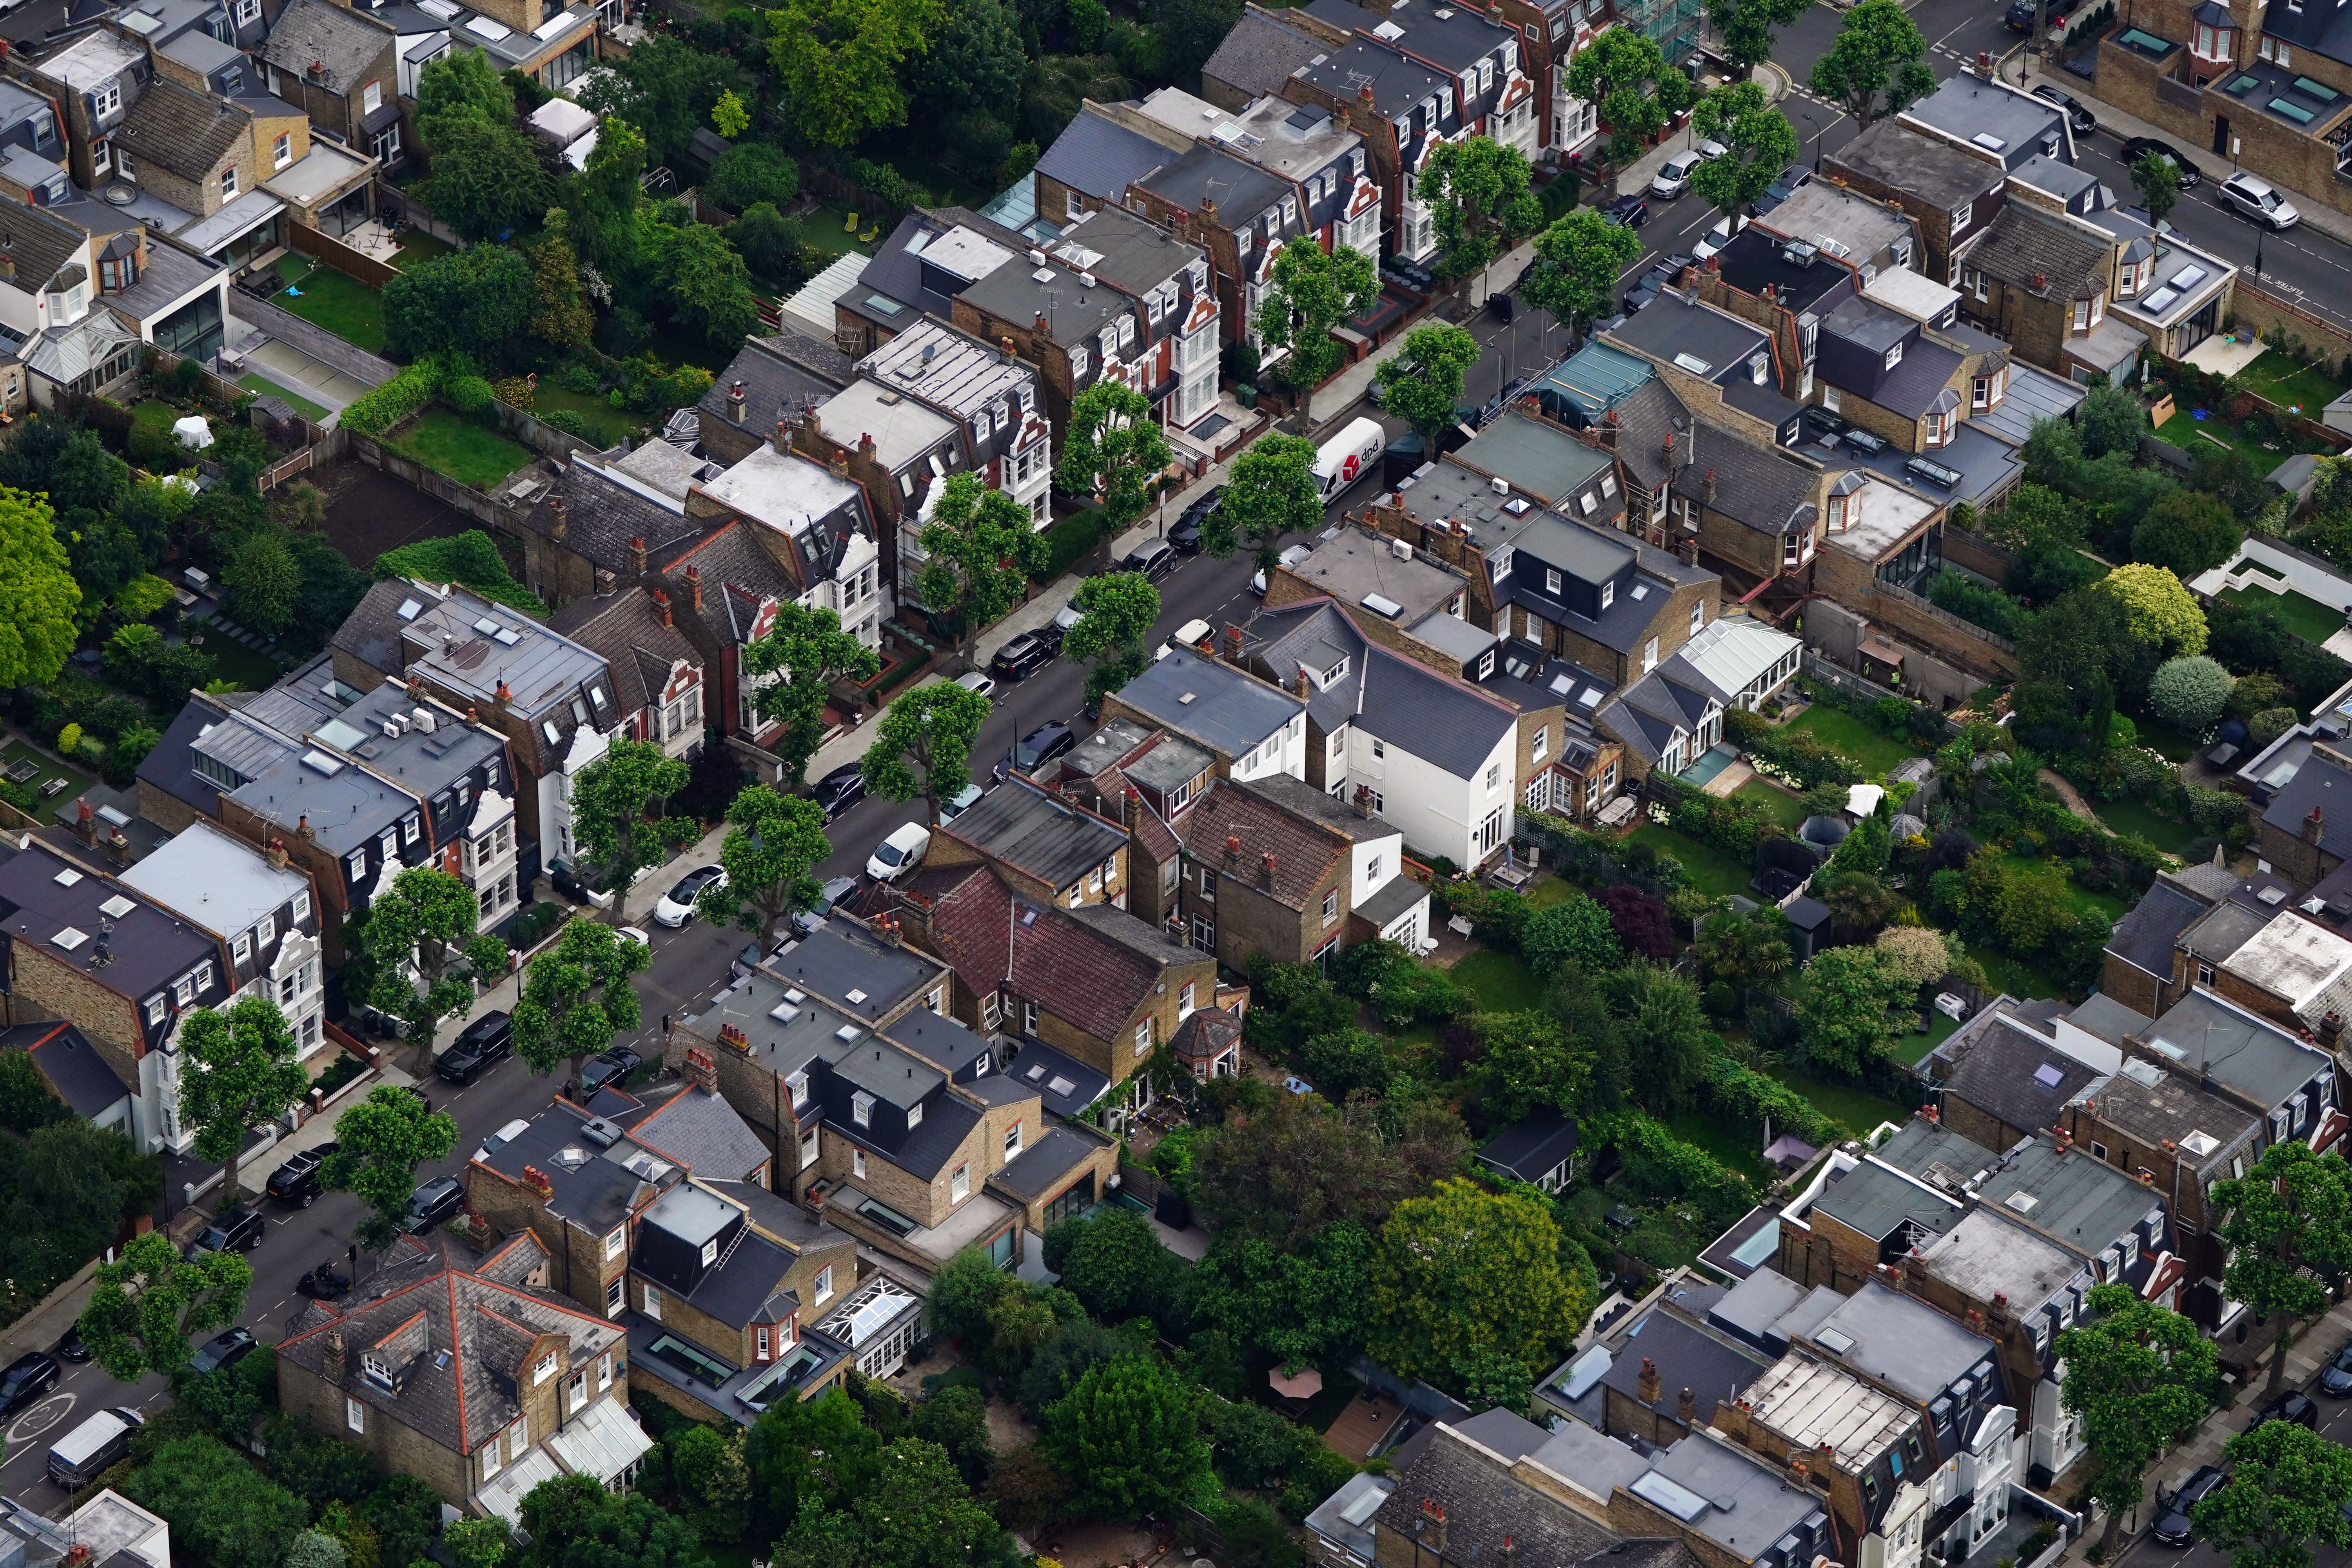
[939,777,1128,893]
[2,1020,131,1121]
[1965,205,2109,299]
[549,586,700,727]
[1169,1005,1243,1065]
[1866,337,1967,420]
[277,1232,622,1456]
[1670,423,1822,534]
[1827,118,2008,208]
[1114,648,1303,760]
[2083,1062,2257,1171]
[1174,776,1350,911]
[1936,1011,2102,1138]
[2260,0,2352,69]
[2260,743,2352,862]
[0,194,89,294]
[991,1123,1109,1200]
[766,921,945,1024]
[1202,6,1330,100]
[1375,1424,1666,1568]
[256,0,394,92]
[699,333,853,446]
[1611,376,1694,494]
[1036,106,1176,203]
[626,1084,769,1180]
[672,1227,799,1328]
[1476,1107,1579,1182]
[1138,143,1290,225]
[2106,877,2212,978]
[658,521,801,647]
[853,206,1029,327]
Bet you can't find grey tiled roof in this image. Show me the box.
[1669,423,1822,534]
[1610,376,1693,494]
[549,586,701,727]
[1867,338,1967,420]
[699,334,852,447]
[1036,107,1174,203]
[520,457,712,576]
[1936,1015,2102,1141]
[2106,879,2209,979]
[1202,7,1330,100]
[626,1084,770,1181]
[1965,205,2108,300]
[1374,1425,1678,1568]
[256,0,394,92]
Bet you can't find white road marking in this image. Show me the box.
[2,1394,74,1455]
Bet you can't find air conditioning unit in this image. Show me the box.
[1390,538,1413,561]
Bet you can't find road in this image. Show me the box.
[2110,1367,2352,1568]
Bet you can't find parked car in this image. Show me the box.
[475,1118,531,1165]
[1122,538,1178,582]
[653,865,728,928]
[2121,136,2202,188]
[789,874,862,940]
[188,1204,265,1258]
[988,632,1054,682]
[437,1009,513,1085]
[2320,1337,2352,1395]
[1693,216,1742,261]
[2153,1466,2227,1547]
[1601,192,1648,227]
[1168,488,1223,554]
[401,1175,466,1235]
[616,926,650,953]
[813,761,868,820]
[51,1328,88,1365]
[1013,720,1076,773]
[2005,0,2068,31]
[2219,171,2300,229]
[953,670,998,700]
[265,1141,341,1207]
[938,782,985,828]
[1649,149,1707,199]
[2253,1390,2321,1429]
[1486,288,1515,322]
[1037,603,1083,657]
[189,1327,258,1376]
[579,1045,642,1100]
[1758,165,1810,213]
[0,1353,57,1419]
[1252,543,1313,596]
[46,1406,142,1489]
[1155,618,1216,662]
[867,820,933,882]
[2032,83,2098,134]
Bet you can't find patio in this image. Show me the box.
[2183,332,2266,379]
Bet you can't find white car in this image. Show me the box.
[2219,171,2299,230]
[1251,544,1312,596]
[1154,618,1216,662]
[938,782,985,826]
[617,925,651,952]
[652,865,727,928]
[867,820,933,882]
[955,670,998,700]
[475,1118,531,1165]
[1650,150,1706,199]
[1693,215,1744,261]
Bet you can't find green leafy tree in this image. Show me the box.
[555,117,648,274]
[1564,29,1693,157]
[1252,237,1379,424]
[1374,323,1482,439]
[2078,383,2147,459]
[1693,909,1794,1004]
[382,243,534,361]
[417,50,513,147]
[1054,1208,1181,1321]
[1688,82,1800,219]
[1608,962,1715,1114]
[697,784,831,953]
[1809,0,1935,124]
[748,1387,886,1535]
[224,528,301,636]
[918,472,1049,665]
[2211,1141,2352,1395]
[732,203,811,286]
[1367,1177,1590,1390]
[1793,945,1911,1078]
[1194,1222,1373,1369]
[916,0,1025,125]
[0,491,79,686]
[743,602,882,789]
[577,39,737,167]
[1522,208,1642,345]
[1455,1347,1535,1417]
[704,143,801,212]
[423,118,554,242]
[178,996,307,1210]
[773,1436,1000,1568]
[1054,381,1172,532]
[1468,1010,1594,1123]
[1062,570,1161,710]
[909,1384,996,1485]
[652,220,762,348]
[1044,1356,1210,1517]
[79,1230,253,1382]
[2132,149,2183,225]
[711,88,749,139]
[2149,655,2236,736]
[523,236,595,351]
[1192,1089,1466,1248]
[513,916,653,1092]
[0,1049,67,1134]
[123,1436,309,1568]
[1707,0,1812,75]
[359,866,510,1070]
[1416,136,1542,289]
[321,1087,459,1250]
[1522,890,1622,979]
[862,681,991,820]
[927,1247,1013,1345]
[766,0,944,146]
[2133,490,2244,577]
[568,737,692,904]
[2057,1283,2218,1557]
[1204,432,1321,570]
[2197,1417,2352,1568]
[669,1425,750,1546]
[2100,563,2207,655]
[444,1519,512,1568]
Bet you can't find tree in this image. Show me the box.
[417,49,513,146]
[1522,209,1643,345]
[1191,1091,1466,1249]
[287,1532,348,1568]
[1695,909,1793,1003]
[1794,945,1911,1077]
[178,996,307,1210]
[423,118,554,242]
[911,1384,996,1485]
[743,602,882,789]
[1818,869,1896,938]
[512,916,652,1092]
[1054,381,1172,532]
[916,0,1025,125]
[1367,1178,1589,1389]
[2100,563,2207,656]
[2134,490,2244,578]
[748,1387,886,1536]
[123,1436,309,1568]
[1873,926,1956,988]
[2132,148,2182,225]
[444,1519,512,1568]
[2057,1283,2217,1557]
[78,1230,252,1382]
[383,243,535,361]
[2210,1141,2352,1394]
[704,143,802,212]
[1044,1356,1210,1517]
[1054,1208,1181,1322]
[927,1247,1013,1346]
[651,221,762,347]
[775,1437,1001,1568]
[523,1483,706,1568]
[1061,570,1161,709]
[1194,1222,1374,1368]
[1707,0,1812,75]
[1205,432,1321,569]
[1252,238,1379,424]
[862,681,991,820]
[669,1425,750,1546]
[1374,324,1482,440]
[572,37,734,166]
[1597,884,1675,963]
[1688,82,1800,218]
[1564,28,1694,158]
[521,236,595,352]
[918,472,1049,665]
[358,866,509,1070]
[2149,655,2236,736]
[732,203,809,286]
[321,1087,459,1250]
[2198,1417,2352,1568]
[223,528,300,637]
[1608,963,1715,1115]
[568,738,691,904]
[1522,890,1622,979]
[557,117,647,274]
[1809,0,1935,124]
[1416,136,1542,291]
[0,1049,67,1134]
[697,784,830,954]
[0,486,78,691]
[1468,1010,1593,1123]
[766,0,944,146]
[2078,383,2147,460]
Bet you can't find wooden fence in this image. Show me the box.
[289,220,400,289]
[348,428,515,529]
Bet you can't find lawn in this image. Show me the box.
[1449,949,1545,1013]
[1663,1111,1773,1185]
[1997,853,2128,924]
[1780,705,1920,777]
[2218,585,2345,645]
[1523,874,1576,909]
[2096,796,2200,856]
[529,385,647,447]
[2154,409,2291,475]
[2239,348,2350,414]
[390,231,456,269]
[799,204,880,260]
[0,738,92,807]
[1626,822,1752,899]
[272,255,386,354]
[2136,717,2198,762]
[1892,1007,1963,1068]
[387,407,534,488]
[236,373,328,422]
[1733,777,1808,830]
[1964,938,2066,1002]
[1768,1067,1911,1138]
[184,617,294,691]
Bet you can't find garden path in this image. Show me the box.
[2038,767,2103,826]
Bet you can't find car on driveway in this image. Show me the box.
[189,1203,265,1258]
[475,1118,531,1165]
[954,670,998,700]
[1649,149,1707,200]
[1169,488,1222,554]
[2220,171,2300,229]
[653,864,727,928]
[2032,83,2097,134]
[988,632,1054,682]
[1122,538,1178,582]
[867,820,933,882]
[437,1009,513,1085]
[1601,192,1648,227]
[2153,1465,2227,1546]
[1014,720,1076,773]
[2122,136,2202,188]
[0,1352,58,1418]
[813,761,868,820]
[189,1328,257,1376]
[401,1175,465,1235]
[265,1142,339,1207]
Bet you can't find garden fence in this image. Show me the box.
[1874,579,2017,654]
[227,292,401,389]
[289,220,399,289]
[347,429,512,530]
[1800,652,1967,739]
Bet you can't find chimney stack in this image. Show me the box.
[653,588,673,630]
[875,912,903,947]
[2308,806,2327,846]
[548,494,568,540]
[265,838,288,871]
[322,1332,347,1385]
[522,1165,554,1198]
[858,431,877,460]
[1678,1387,1697,1424]
[298,813,313,840]
[1419,1502,1448,1553]
[1352,784,1374,818]
[1260,849,1276,881]
[1703,469,1718,503]
[1223,624,1244,662]
[999,336,1015,363]
[1035,311,1049,332]
[1638,1356,1661,1405]
[1293,666,1310,697]
[1499,1540,1517,1568]
[773,418,791,455]
[829,451,851,481]
[681,1046,717,1095]
[684,564,704,610]
[2323,1012,2344,1050]
[630,536,647,574]
[1226,834,1241,857]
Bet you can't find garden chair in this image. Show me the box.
[843,210,858,232]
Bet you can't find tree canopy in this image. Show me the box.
[1374,324,1482,439]
[1252,238,1379,421]
[2057,1283,2217,1555]
[568,738,692,900]
[2197,1417,2352,1568]
[2210,1141,2352,1393]
[512,917,652,1090]
[179,997,309,1209]
[0,488,79,691]
[697,784,832,952]
[1415,136,1543,286]
[1044,1355,1210,1517]
[744,602,882,789]
[1522,209,1643,341]
[1688,82,1800,216]
[1367,1177,1592,1391]
[1062,570,1161,708]
[1809,0,1935,123]
[766,0,946,146]
[917,472,1049,664]
[80,1231,253,1383]
[1054,381,1173,532]
[323,1086,459,1250]
[862,681,992,818]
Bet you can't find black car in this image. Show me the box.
[2154,1465,2226,1546]
[813,761,868,821]
[189,1203,265,1258]
[401,1175,465,1235]
[52,1328,88,1364]
[2320,1338,2352,1395]
[1014,720,1076,773]
[2005,0,2069,31]
[1486,289,1515,322]
[265,1141,341,1208]
[0,1353,58,1418]
[988,632,1054,682]
[578,1045,643,1100]
[2254,1390,2321,1430]
[438,1010,513,1085]
[189,1327,258,1376]
[1168,488,1223,554]
[1602,192,1648,227]
[1623,278,1665,314]
[2033,83,2098,134]
[1122,538,1178,582]
[1479,376,1537,428]
[2121,136,2202,189]
[1757,165,1810,214]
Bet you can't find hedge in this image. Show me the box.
[341,361,441,436]
[1705,1055,1839,1149]
[1607,1114,1755,1227]
[374,530,548,615]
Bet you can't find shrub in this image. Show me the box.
[340,361,440,436]
[56,722,82,756]
[490,376,534,409]
[375,531,546,614]
[2147,655,2234,736]
[704,142,800,211]
[2250,707,2298,745]
[558,363,600,395]
[539,408,592,437]
[445,376,497,419]
[114,573,177,622]
[1929,571,2033,639]
[1874,925,1955,988]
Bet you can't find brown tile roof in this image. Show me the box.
[549,585,701,727]
[1174,776,1349,911]
[118,76,249,181]
[1965,205,2109,301]
[657,521,800,647]
[518,459,714,577]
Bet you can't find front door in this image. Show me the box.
[2212,115,2231,154]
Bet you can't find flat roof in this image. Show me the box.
[1114,649,1302,757]
[117,818,306,939]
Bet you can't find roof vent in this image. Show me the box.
[579,1117,624,1149]
[1490,475,1509,494]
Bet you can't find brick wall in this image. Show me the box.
[9,947,143,1111]
[2258,814,2336,887]
[138,780,207,837]
[818,1114,995,1231]
[1354,503,1505,630]
[136,135,244,223]
[1552,576,1712,685]
[2229,279,2352,370]
[1938,1089,2030,1156]
[465,1167,627,1317]
[1709,1399,1873,1549]
[1814,539,2018,677]
[1178,844,1346,968]
[279,1358,475,1503]
[1776,1206,1889,1295]
[1838,387,1932,454]
[951,300,1079,437]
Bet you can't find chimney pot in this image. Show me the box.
[1637,1356,1662,1405]
[1226,834,1241,856]
[681,1046,717,1093]
[774,418,790,454]
[2308,806,2327,845]
[1223,623,1245,660]
[727,381,746,420]
[1703,468,1718,503]
[684,563,704,611]
[630,535,647,573]
[653,588,673,629]
[322,1332,347,1385]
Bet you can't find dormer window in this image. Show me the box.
[907,1100,923,1128]
[93,83,119,120]
[361,1352,396,1390]
[1546,568,1562,594]
[852,1091,873,1126]
[1884,341,1904,370]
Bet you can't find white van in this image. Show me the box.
[1314,417,1387,503]
[48,1407,143,1489]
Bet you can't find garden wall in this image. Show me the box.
[485,395,599,462]
[1940,523,2014,586]
[2232,278,2352,377]
[348,429,512,529]
[289,220,399,289]
[2191,535,2352,612]
[229,294,400,389]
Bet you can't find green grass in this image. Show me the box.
[1449,949,1545,1013]
[1734,777,1809,830]
[385,407,534,488]
[528,385,647,446]
[1893,1007,1963,1067]
[1996,853,2128,924]
[184,617,295,690]
[1663,1111,1773,1185]
[1964,939,2066,1002]
[2240,348,2350,414]
[1626,822,1752,899]
[272,255,386,354]
[236,373,328,422]
[1523,874,1576,909]
[390,231,456,269]
[130,399,179,441]
[2136,717,2198,762]
[1781,705,1921,777]
[2219,585,2345,645]
[0,738,92,807]
[800,204,880,258]
[2096,796,2200,855]
[1768,1067,1911,1138]
[2155,409,2291,475]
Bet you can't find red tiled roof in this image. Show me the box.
[1174,778,1349,911]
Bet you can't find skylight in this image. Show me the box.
[52,867,80,887]
[2033,1062,2066,1088]
[1972,132,2007,151]
[51,927,87,951]
[396,597,422,620]
[1672,352,1712,374]
[99,895,134,919]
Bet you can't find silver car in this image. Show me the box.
[2219,172,2299,230]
